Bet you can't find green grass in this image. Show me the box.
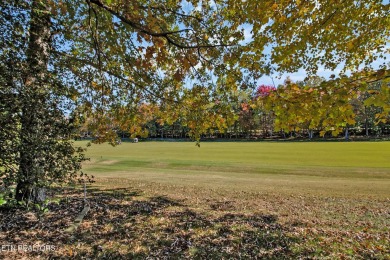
[84,141,390,168]
[2,141,388,259]
[82,141,390,198]
[76,141,389,258]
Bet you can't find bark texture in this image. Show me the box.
[16,0,51,202]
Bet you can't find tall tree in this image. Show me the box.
[1,1,85,202]
[1,0,389,202]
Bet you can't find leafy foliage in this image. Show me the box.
[0,1,87,201]
[0,0,389,201]
[255,70,390,138]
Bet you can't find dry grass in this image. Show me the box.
[0,141,389,259]
[80,141,390,258]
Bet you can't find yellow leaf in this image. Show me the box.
[346,41,354,51]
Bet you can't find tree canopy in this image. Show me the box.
[0,0,389,201]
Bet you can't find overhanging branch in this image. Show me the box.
[53,50,178,104]
[87,0,231,49]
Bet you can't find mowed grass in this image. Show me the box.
[83,141,390,169]
[77,141,389,258]
[82,141,390,198]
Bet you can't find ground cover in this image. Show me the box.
[1,141,389,259]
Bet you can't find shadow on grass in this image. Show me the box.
[0,187,304,259]
[88,187,143,200]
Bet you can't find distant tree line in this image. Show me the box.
[77,73,390,141]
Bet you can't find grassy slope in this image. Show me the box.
[82,141,390,198]
[77,141,389,258]
[83,141,390,168]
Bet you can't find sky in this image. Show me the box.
[134,0,390,89]
[257,58,389,87]
[237,23,390,87]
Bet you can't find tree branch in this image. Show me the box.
[52,50,178,104]
[87,0,230,49]
[138,4,204,23]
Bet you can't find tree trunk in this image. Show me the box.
[309,129,313,139]
[16,0,51,202]
[345,127,349,141]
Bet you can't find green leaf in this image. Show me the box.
[0,197,7,206]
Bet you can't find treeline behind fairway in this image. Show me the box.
[77,77,390,142]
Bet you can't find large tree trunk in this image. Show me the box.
[15,1,51,202]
